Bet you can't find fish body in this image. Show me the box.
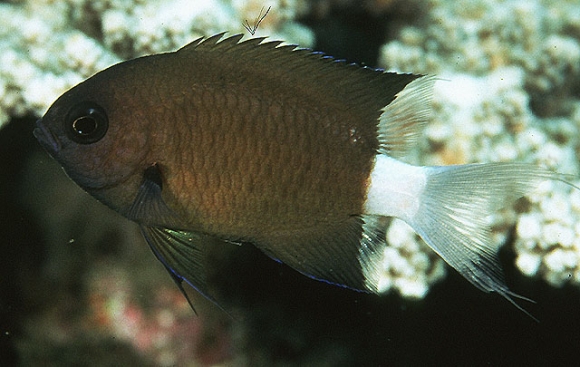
[34,34,573,313]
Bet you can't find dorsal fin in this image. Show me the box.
[174,34,421,138]
[377,76,436,157]
[177,32,231,51]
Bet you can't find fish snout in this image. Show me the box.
[33,118,61,153]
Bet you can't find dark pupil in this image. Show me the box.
[73,115,98,135]
[66,102,108,144]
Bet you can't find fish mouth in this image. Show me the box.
[33,119,61,153]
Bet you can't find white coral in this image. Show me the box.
[377,219,446,299]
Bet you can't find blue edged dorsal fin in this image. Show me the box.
[174,33,421,134]
[176,32,231,52]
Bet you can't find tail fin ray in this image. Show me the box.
[407,163,572,317]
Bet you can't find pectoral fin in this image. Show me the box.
[125,163,183,228]
[126,164,231,310]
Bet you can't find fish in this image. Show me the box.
[33,33,575,315]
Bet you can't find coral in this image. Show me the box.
[0,0,314,129]
[512,102,580,287]
[378,0,580,289]
[377,219,446,298]
[0,2,120,129]
[83,263,232,366]
[381,0,580,114]
[515,181,580,286]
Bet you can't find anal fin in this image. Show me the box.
[253,216,389,293]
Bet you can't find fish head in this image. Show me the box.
[34,65,151,212]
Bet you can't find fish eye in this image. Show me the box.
[65,102,108,144]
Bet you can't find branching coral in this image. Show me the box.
[0,2,120,128]
[376,219,446,299]
[515,182,580,286]
[380,0,580,114]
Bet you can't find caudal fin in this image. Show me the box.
[408,163,577,317]
[364,72,575,317]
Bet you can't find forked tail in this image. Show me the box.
[407,163,575,319]
[363,157,577,319]
[364,73,577,318]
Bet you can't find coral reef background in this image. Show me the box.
[1,0,580,365]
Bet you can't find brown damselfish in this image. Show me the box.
[34,34,573,314]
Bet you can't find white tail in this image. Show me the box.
[365,156,576,319]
